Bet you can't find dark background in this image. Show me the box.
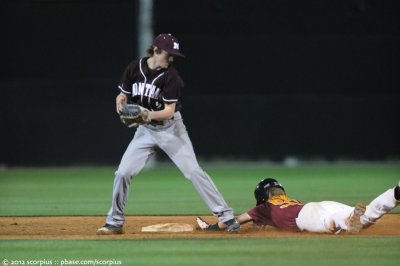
[1,0,399,166]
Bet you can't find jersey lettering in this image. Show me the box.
[119,58,183,111]
[132,82,161,100]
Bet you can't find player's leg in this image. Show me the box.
[102,127,156,229]
[158,116,237,229]
[327,202,366,233]
[296,201,358,233]
[360,181,400,227]
[296,202,340,233]
[318,181,400,232]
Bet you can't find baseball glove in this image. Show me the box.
[119,104,151,128]
[196,217,240,232]
[196,217,221,231]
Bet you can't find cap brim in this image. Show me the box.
[167,50,185,58]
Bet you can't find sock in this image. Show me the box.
[395,185,400,201]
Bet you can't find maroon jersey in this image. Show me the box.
[118,57,184,112]
[247,195,304,231]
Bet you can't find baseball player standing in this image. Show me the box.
[97,33,240,234]
[197,178,400,234]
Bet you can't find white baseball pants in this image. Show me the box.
[106,112,234,227]
[295,187,399,233]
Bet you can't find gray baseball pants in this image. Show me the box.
[106,112,234,227]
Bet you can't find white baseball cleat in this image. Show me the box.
[346,203,366,234]
[96,224,123,235]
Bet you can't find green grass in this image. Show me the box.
[0,163,399,266]
[0,163,399,215]
[1,238,399,266]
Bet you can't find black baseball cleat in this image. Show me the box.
[224,218,240,233]
[96,224,123,235]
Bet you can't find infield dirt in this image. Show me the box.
[0,215,399,240]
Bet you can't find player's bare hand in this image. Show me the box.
[116,93,128,114]
[140,109,152,122]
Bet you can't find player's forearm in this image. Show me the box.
[149,103,175,121]
[216,213,252,229]
[237,213,252,224]
[116,93,128,113]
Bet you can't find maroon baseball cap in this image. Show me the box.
[153,33,184,57]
